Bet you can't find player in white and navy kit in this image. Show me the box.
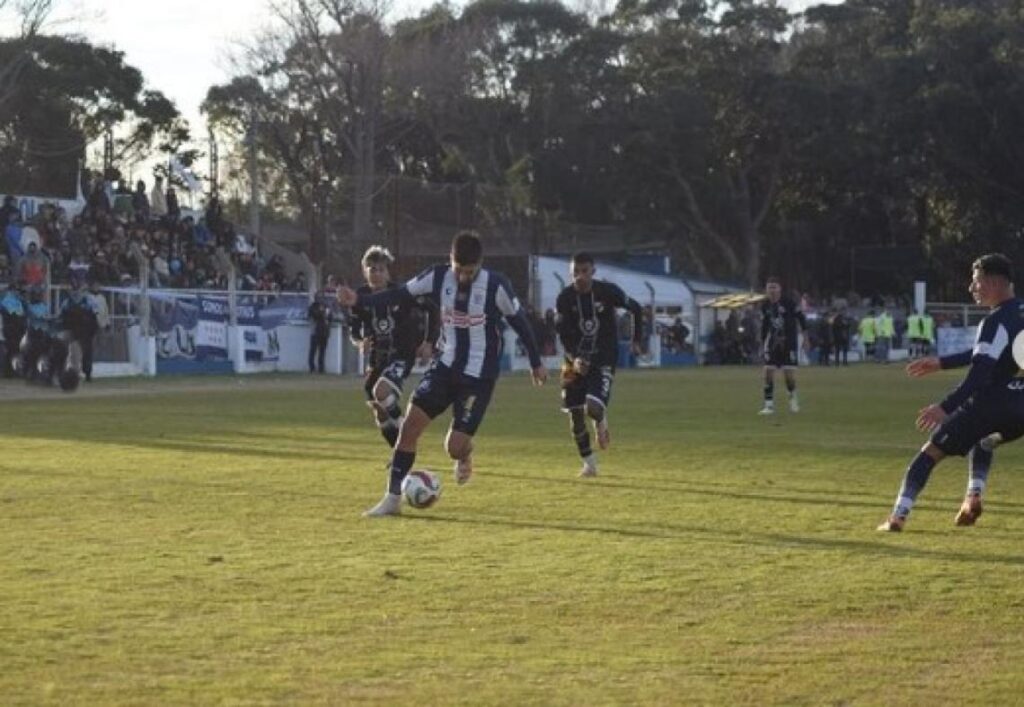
[337,231,548,517]
[879,254,1024,531]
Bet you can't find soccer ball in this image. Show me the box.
[401,469,441,509]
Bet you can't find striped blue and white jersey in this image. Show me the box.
[939,297,1024,411]
[354,264,541,380]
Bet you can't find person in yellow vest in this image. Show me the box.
[875,307,894,363]
[906,309,924,358]
[858,311,876,361]
[921,309,936,356]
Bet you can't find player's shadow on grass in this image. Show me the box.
[484,471,1024,517]
[407,513,1024,567]
[483,470,891,511]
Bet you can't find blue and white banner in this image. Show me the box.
[937,326,976,357]
[196,296,230,361]
[151,293,310,364]
[152,295,199,359]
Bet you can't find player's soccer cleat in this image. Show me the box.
[789,396,800,413]
[876,515,906,532]
[454,456,473,485]
[595,417,610,450]
[758,403,775,415]
[954,494,983,526]
[579,455,598,478]
[363,493,402,517]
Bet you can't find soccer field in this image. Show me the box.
[3,366,1024,704]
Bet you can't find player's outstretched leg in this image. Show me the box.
[371,378,404,448]
[586,395,610,450]
[569,407,598,477]
[956,438,997,526]
[784,369,799,412]
[759,368,775,415]
[446,428,474,485]
[364,405,431,517]
[878,444,943,531]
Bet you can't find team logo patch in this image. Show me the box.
[582,319,597,334]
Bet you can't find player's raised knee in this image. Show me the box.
[373,379,399,406]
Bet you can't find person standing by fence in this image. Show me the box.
[307,293,333,374]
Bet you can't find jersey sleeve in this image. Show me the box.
[493,273,522,317]
[938,316,1006,413]
[554,289,575,353]
[939,350,972,369]
[416,296,440,345]
[493,273,541,367]
[607,284,644,344]
[405,265,441,299]
[794,306,808,331]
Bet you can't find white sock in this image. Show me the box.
[894,495,915,518]
[967,479,986,497]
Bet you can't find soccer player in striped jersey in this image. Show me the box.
[878,254,1024,531]
[337,231,548,516]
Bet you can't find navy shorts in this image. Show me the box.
[764,345,798,368]
[561,361,615,411]
[931,384,1024,456]
[411,362,496,435]
[364,358,412,400]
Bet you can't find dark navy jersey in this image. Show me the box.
[353,265,541,379]
[350,282,437,368]
[555,280,642,368]
[939,297,1024,412]
[59,295,98,340]
[761,297,806,353]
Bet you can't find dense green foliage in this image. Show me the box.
[204,0,1024,296]
[0,32,188,196]
[4,367,1024,703]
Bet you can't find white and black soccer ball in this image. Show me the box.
[401,469,441,509]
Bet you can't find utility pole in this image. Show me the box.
[247,106,260,236]
[102,124,113,178]
[208,129,219,198]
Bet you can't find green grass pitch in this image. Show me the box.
[3,366,1024,704]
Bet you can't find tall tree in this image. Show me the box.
[0,33,186,196]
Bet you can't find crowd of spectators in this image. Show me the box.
[0,176,305,293]
[705,291,948,366]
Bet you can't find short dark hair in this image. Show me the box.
[451,230,483,266]
[571,252,595,266]
[361,245,394,268]
[766,276,781,286]
[973,253,1014,282]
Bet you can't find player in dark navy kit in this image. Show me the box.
[759,277,808,415]
[879,254,1024,531]
[337,231,547,516]
[555,252,643,477]
[349,245,439,449]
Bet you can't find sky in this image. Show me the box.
[5,0,841,182]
